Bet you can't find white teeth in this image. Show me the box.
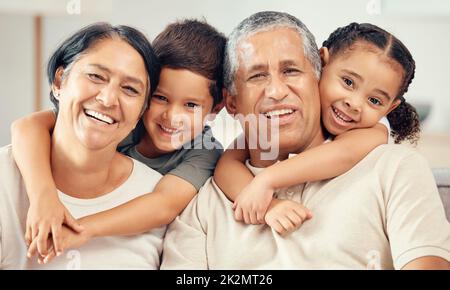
[332,107,352,122]
[263,109,294,118]
[85,109,114,124]
[160,124,180,134]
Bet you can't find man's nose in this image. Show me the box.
[265,75,289,101]
[96,84,119,107]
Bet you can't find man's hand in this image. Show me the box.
[233,175,275,224]
[25,191,84,257]
[264,199,313,236]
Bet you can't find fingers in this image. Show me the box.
[277,215,295,235]
[42,248,57,265]
[256,209,265,224]
[25,223,32,247]
[36,226,50,256]
[64,211,84,233]
[27,238,38,258]
[51,223,63,256]
[234,205,243,222]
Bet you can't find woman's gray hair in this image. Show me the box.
[224,11,321,95]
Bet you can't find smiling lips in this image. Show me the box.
[331,106,354,124]
[84,109,117,125]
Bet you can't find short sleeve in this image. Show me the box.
[384,152,450,269]
[168,148,223,191]
[378,117,391,134]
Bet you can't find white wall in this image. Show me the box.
[1,0,450,147]
[0,13,34,146]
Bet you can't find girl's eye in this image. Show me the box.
[123,86,139,96]
[186,102,199,108]
[342,77,353,87]
[369,97,382,106]
[87,73,105,82]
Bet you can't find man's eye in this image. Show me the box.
[284,68,300,75]
[369,97,382,106]
[87,73,105,82]
[342,77,353,87]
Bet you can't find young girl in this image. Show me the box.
[214,22,420,234]
[12,19,226,263]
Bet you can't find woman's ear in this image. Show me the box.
[52,66,65,100]
[320,47,330,67]
[224,88,238,116]
[387,98,401,115]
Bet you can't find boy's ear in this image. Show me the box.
[320,47,330,67]
[387,98,401,115]
[223,88,238,115]
[206,98,225,122]
[52,66,65,100]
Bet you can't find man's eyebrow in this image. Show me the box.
[247,64,268,74]
[280,60,300,67]
[374,89,392,101]
[342,69,363,81]
[88,63,145,87]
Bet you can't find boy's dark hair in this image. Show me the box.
[152,19,227,107]
[322,22,420,144]
[47,22,160,113]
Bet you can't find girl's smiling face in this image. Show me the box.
[319,42,403,136]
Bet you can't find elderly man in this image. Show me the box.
[161,11,450,269]
[0,24,164,269]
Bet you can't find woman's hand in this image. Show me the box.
[25,191,84,257]
[29,225,93,265]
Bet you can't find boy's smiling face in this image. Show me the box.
[140,67,216,156]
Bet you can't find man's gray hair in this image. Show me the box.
[224,11,321,95]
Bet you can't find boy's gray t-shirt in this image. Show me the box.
[118,126,223,191]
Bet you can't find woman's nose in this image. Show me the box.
[96,84,119,107]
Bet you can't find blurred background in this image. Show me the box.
[1,0,449,166]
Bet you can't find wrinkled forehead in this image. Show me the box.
[236,27,306,70]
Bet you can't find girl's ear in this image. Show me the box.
[320,47,330,67]
[387,98,401,115]
[52,66,65,100]
[224,88,238,116]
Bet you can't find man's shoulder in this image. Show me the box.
[366,144,426,167]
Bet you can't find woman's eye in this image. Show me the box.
[369,97,382,106]
[248,73,266,81]
[87,73,105,82]
[123,86,139,96]
[342,77,353,87]
[186,102,199,108]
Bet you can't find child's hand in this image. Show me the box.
[28,225,92,265]
[25,191,84,257]
[233,176,275,224]
[264,199,313,236]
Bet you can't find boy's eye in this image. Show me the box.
[186,102,199,108]
[87,73,105,82]
[342,77,353,87]
[369,97,382,106]
[152,95,168,102]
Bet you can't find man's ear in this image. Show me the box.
[52,66,65,100]
[224,88,238,116]
[387,98,401,115]
[320,47,330,67]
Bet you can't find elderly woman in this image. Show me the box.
[0,23,163,269]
